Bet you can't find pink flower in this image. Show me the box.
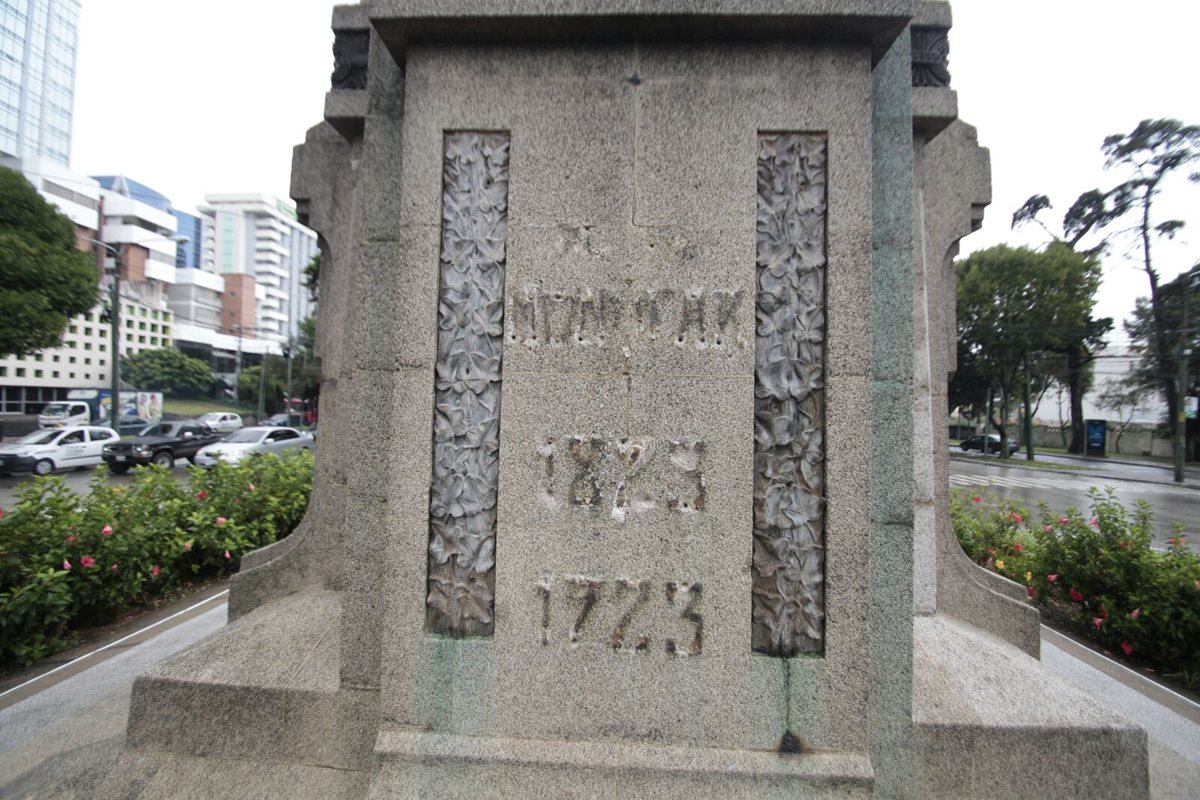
[1043,525,1053,533]
[972,495,982,504]
[80,555,96,568]
[110,563,119,573]
[1058,516,1068,525]
[247,483,256,493]
[1092,617,1105,629]
[1090,517,1099,528]
[1129,608,1141,620]
[65,535,77,545]
[182,541,192,552]
[1047,574,1059,583]
[62,559,71,571]
[216,516,226,525]
[151,564,161,578]
[101,525,113,537]
[1027,586,1037,599]
[1120,641,1134,657]
[1011,513,1023,524]
[1012,542,1024,552]
[224,550,231,559]
[195,490,208,500]
[1069,588,1084,602]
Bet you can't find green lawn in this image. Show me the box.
[163,399,255,418]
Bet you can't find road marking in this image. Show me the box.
[0,589,228,705]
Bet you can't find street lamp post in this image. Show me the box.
[82,234,189,426]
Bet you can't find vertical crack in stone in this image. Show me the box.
[751,133,827,657]
[426,131,510,637]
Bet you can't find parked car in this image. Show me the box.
[198,412,244,433]
[959,433,1020,455]
[0,425,120,476]
[194,426,314,468]
[117,415,152,435]
[260,412,291,427]
[101,421,223,473]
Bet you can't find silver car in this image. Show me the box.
[198,412,244,433]
[194,426,314,467]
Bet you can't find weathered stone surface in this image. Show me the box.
[101,3,1151,799]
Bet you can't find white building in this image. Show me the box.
[198,194,318,346]
[0,0,80,167]
[0,166,184,414]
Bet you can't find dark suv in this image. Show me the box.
[101,421,222,473]
[959,433,1020,455]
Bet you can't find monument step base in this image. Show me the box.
[124,588,378,771]
[368,729,874,800]
[95,751,371,800]
[914,614,1150,799]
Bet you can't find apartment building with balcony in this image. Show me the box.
[198,193,317,347]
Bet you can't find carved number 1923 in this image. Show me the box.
[536,572,703,655]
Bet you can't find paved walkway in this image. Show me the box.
[0,599,1197,797]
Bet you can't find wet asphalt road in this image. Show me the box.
[949,451,1199,552]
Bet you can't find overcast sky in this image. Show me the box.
[71,1,1199,338]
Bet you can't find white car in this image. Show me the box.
[194,426,314,467]
[198,412,244,433]
[0,426,120,476]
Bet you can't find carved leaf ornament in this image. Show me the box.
[752,134,828,657]
[427,132,510,637]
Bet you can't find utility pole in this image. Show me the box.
[257,354,268,423]
[1176,278,1191,484]
[109,245,122,426]
[1023,358,1035,461]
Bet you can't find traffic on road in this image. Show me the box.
[0,414,314,509]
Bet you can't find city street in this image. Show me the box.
[0,461,191,510]
[950,452,1199,552]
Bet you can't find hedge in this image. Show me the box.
[952,487,1200,688]
[0,450,313,667]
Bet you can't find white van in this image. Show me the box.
[38,401,93,429]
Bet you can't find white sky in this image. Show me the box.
[71,1,1199,337]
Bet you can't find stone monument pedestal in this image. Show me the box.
[99,3,1150,798]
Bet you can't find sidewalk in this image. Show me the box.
[1,599,1197,797]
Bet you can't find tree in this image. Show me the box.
[302,253,320,303]
[1123,264,1200,459]
[1097,379,1152,453]
[1012,219,1115,454]
[1021,119,1200,459]
[957,245,1108,457]
[238,365,284,413]
[0,167,99,358]
[122,347,215,397]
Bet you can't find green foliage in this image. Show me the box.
[302,252,320,302]
[0,450,314,666]
[121,347,216,397]
[1122,264,1200,420]
[0,167,99,359]
[952,488,1200,687]
[955,244,1109,452]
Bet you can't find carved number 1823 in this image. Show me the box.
[536,573,703,655]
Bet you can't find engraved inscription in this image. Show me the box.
[537,572,703,655]
[752,133,827,657]
[426,132,510,637]
[506,287,748,351]
[536,436,706,522]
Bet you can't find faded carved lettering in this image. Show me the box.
[538,436,707,522]
[538,572,703,655]
[752,133,827,657]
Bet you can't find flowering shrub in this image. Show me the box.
[952,487,1200,688]
[0,450,313,666]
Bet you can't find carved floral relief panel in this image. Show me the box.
[752,133,827,657]
[426,132,511,636]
